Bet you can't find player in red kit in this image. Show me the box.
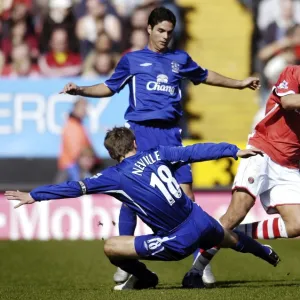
[183,65,300,288]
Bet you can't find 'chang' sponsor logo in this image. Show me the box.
[146,74,175,95]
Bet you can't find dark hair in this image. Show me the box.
[104,127,135,161]
[148,7,176,28]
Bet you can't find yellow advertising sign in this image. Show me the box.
[183,140,247,188]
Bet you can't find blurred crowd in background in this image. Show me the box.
[239,0,300,123]
[1,1,300,109]
[0,0,185,78]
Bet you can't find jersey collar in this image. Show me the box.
[144,46,170,55]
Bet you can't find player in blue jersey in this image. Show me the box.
[6,127,279,290]
[60,7,261,285]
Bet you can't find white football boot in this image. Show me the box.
[113,267,130,284]
[114,275,138,290]
[202,263,216,288]
[114,273,158,291]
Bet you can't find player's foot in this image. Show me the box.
[264,245,280,267]
[202,263,216,288]
[182,268,205,289]
[113,267,130,284]
[190,251,216,288]
[114,273,158,291]
[114,275,138,290]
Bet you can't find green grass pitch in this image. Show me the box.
[0,240,299,300]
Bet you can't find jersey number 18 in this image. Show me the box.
[150,165,182,206]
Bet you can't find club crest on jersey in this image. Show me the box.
[146,74,175,95]
[171,61,180,73]
[278,80,288,89]
[248,177,255,184]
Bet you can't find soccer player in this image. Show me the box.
[5,127,279,290]
[60,7,261,284]
[185,65,300,286]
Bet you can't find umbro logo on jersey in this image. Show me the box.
[140,63,152,67]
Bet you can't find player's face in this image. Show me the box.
[148,21,174,51]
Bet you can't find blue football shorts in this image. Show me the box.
[134,204,224,261]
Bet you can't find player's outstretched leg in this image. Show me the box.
[182,228,280,288]
[230,230,280,266]
[113,204,137,284]
[183,189,255,287]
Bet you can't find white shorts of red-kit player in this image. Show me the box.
[232,147,300,214]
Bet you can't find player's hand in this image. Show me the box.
[240,77,261,90]
[59,82,80,95]
[4,190,35,208]
[237,148,264,158]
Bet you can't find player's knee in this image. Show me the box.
[104,238,116,258]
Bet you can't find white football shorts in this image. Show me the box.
[232,148,300,214]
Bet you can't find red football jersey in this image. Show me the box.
[249,65,300,169]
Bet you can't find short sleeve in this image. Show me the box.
[104,55,132,93]
[273,66,299,97]
[179,54,208,85]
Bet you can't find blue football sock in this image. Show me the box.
[119,203,137,236]
[232,230,271,262]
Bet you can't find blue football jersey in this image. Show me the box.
[30,142,238,235]
[104,47,208,123]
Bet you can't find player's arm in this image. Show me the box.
[180,54,260,90]
[59,55,131,98]
[5,181,85,208]
[273,66,300,110]
[60,82,114,98]
[5,169,121,208]
[204,70,260,90]
[159,143,263,165]
[280,94,300,110]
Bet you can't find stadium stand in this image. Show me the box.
[179,0,259,141]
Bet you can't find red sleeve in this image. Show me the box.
[273,66,299,97]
